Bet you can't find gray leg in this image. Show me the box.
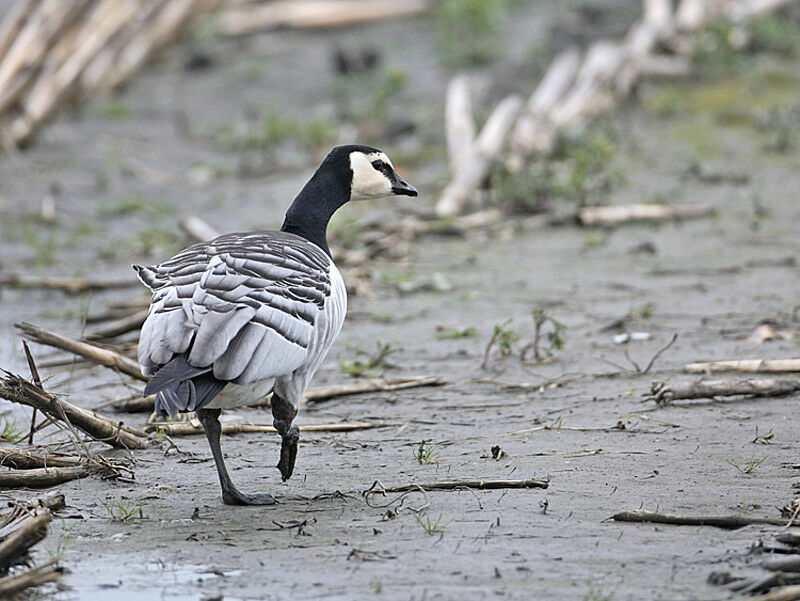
[271,394,299,481]
[196,408,276,506]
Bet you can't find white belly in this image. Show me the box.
[204,379,275,409]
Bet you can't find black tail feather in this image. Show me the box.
[147,355,227,418]
[187,373,227,412]
[144,354,209,397]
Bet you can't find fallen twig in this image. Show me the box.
[647,378,800,405]
[110,375,447,413]
[0,490,63,593]
[146,420,395,437]
[577,203,715,226]
[217,0,428,36]
[0,465,91,489]
[685,359,800,374]
[366,478,549,494]
[745,585,800,601]
[436,95,523,217]
[445,75,476,175]
[624,333,678,374]
[0,560,62,596]
[0,508,50,569]
[304,376,447,405]
[0,448,83,470]
[0,372,148,449]
[179,215,221,243]
[439,0,796,217]
[511,47,581,157]
[765,557,800,574]
[0,491,66,519]
[501,420,661,436]
[733,572,800,595]
[0,273,138,294]
[85,309,148,340]
[16,322,146,382]
[612,509,799,530]
[777,530,800,547]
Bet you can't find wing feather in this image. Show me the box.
[136,230,331,385]
[213,322,265,381]
[189,305,256,366]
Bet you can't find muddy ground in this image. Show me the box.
[0,1,799,600]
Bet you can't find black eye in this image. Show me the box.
[371,160,383,169]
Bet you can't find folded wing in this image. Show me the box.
[135,231,332,387]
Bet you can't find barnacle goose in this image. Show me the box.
[134,145,417,505]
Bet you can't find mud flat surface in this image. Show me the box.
[0,2,799,600]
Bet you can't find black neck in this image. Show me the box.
[280,162,351,257]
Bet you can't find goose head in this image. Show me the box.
[338,145,418,200]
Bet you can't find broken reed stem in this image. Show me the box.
[733,573,800,596]
[305,376,446,404]
[648,377,800,405]
[684,359,800,374]
[764,557,800,573]
[777,530,800,546]
[372,479,549,493]
[85,309,148,340]
[1,492,66,519]
[146,421,394,437]
[511,47,581,156]
[22,341,40,446]
[16,322,146,382]
[435,94,523,217]
[179,215,221,243]
[0,372,148,449]
[0,0,38,61]
[0,274,138,294]
[577,203,715,226]
[216,0,429,36]
[0,465,91,489]
[438,0,795,217]
[0,448,83,470]
[0,561,62,596]
[110,376,447,413]
[0,509,51,569]
[612,509,799,530]
[445,75,475,174]
[745,585,800,601]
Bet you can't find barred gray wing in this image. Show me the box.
[134,231,332,385]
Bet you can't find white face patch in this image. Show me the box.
[349,151,394,200]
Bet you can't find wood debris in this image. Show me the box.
[778,530,800,547]
[146,419,395,437]
[613,509,799,529]
[0,492,63,595]
[576,203,715,226]
[110,375,447,413]
[746,586,800,601]
[0,273,138,294]
[436,94,523,217]
[364,478,549,495]
[647,378,800,405]
[684,359,800,374]
[0,0,221,149]
[217,0,428,36]
[436,0,796,217]
[0,448,83,470]
[16,322,146,382]
[0,465,91,489]
[0,0,437,149]
[0,372,149,449]
[179,215,221,244]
